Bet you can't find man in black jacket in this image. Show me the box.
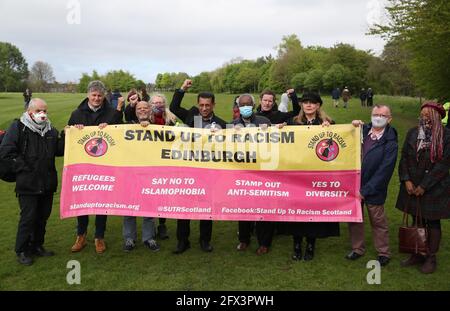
[256,89,300,125]
[169,79,226,254]
[255,89,299,237]
[68,80,123,254]
[232,94,274,255]
[0,98,66,265]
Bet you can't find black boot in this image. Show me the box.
[17,252,33,266]
[200,240,213,252]
[157,224,169,240]
[304,238,315,261]
[292,236,302,261]
[173,240,190,254]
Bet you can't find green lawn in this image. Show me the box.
[0,92,448,290]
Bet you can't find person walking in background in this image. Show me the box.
[110,88,123,110]
[359,88,367,107]
[23,88,32,110]
[342,87,351,108]
[366,88,374,107]
[331,87,340,108]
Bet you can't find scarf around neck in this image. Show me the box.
[20,112,51,137]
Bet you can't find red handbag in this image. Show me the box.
[398,197,428,255]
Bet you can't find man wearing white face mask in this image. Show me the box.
[0,98,66,265]
[346,104,398,267]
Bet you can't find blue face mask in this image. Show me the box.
[239,106,253,118]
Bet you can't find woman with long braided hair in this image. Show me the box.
[396,102,450,274]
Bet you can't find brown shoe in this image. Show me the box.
[420,255,437,274]
[256,246,269,256]
[400,253,425,267]
[95,238,106,254]
[71,234,87,252]
[236,242,248,251]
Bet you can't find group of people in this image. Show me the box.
[1,79,449,275]
[331,87,374,109]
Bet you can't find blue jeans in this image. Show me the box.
[123,217,155,242]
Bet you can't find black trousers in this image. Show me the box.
[77,215,107,238]
[16,193,53,254]
[176,219,212,242]
[238,221,274,247]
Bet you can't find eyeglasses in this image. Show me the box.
[372,114,390,118]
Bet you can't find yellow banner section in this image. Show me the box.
[64,124,361,171]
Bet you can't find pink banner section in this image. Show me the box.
[60,164,362,222]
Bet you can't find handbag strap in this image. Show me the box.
[402,195,411,226]
[415,196,424,227]
[402,195,424,228]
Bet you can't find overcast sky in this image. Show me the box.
[0,0,388,83]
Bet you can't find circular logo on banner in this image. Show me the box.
[315,138,339,162]
[84,137,108,157]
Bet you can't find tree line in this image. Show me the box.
[154,34,418,97]
[1,0,448,100]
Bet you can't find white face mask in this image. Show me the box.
[371,116,388,128]
[32,112,48,124]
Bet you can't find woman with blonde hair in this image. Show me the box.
[288,92,340,261]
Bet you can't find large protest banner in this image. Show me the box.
[60,124,362,222]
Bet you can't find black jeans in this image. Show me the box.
[77,215,107,238]
[176,219,212,242]
[16,193,53,254]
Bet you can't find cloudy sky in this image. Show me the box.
[0,0,388,83]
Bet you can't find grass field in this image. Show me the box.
[0,92,448,291]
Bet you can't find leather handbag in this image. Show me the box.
[398,197,428,255]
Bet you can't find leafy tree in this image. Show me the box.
[322,64,348,91]
[304,69,324,91]
[0,42,29,91]
[290,72,308,92]
[78,72,92,93]
[29,61,55,92]
[370,0,450,99]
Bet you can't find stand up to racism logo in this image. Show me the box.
[315,138,339,162]
[84,137,108,157]
[308,130,348,162]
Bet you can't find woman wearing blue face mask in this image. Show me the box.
[232,94,273,255]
